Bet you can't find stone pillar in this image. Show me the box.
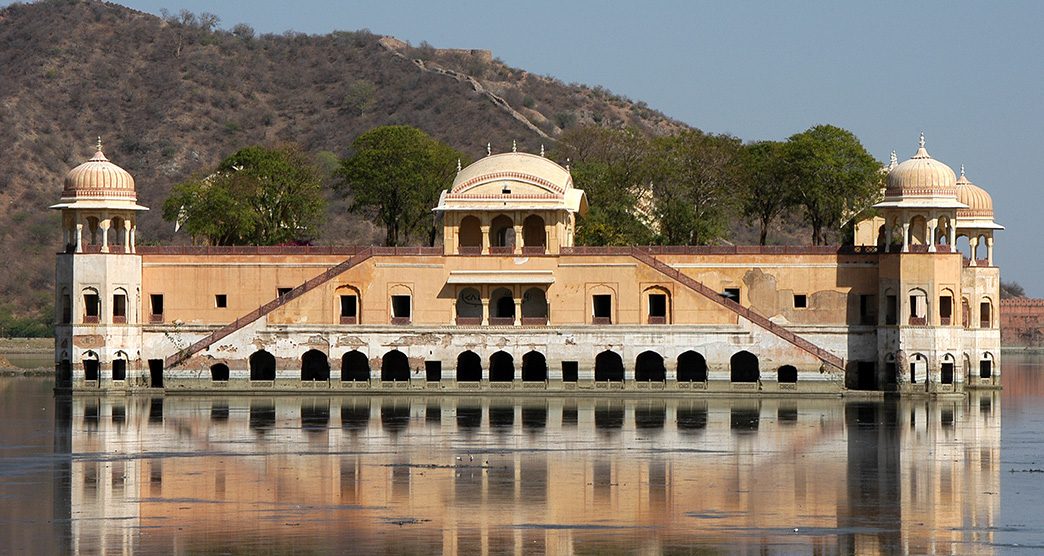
[99,219,110,253]
[969,237,979,266]
[987,236,994,266]
[902,222,910,253]
[75,223,83,253]
[513,223,523,255]
[123,221,131,254]
[949,224,956,251]
[130,227,136,253]
[884,225,893,253]
[514,297,522,326]
[481,225,490,254]
[481,295,489,326]
[927,220,937,253]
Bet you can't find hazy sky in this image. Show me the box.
[84,2,1044,293]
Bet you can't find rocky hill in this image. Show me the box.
[0,0,688,330]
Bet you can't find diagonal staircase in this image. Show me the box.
[631,248,845,371]
[163,247,374,369]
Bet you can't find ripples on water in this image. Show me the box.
[4,354,1044,554]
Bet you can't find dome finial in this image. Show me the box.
[96,136,103,153]
[486,142,491,157]
[540,144,545,157]
[960,163,965,178]
[889,150,898,169]
[456,158,461,173]
[918,131,925,149]
[512,139,517,153]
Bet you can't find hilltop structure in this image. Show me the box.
[52,135,1002,396]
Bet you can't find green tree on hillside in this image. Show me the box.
[651,130,744,245]
[163,144,326,245]
[741,141,793,245]
[782,125,881,245]
[337,126,464,246]
[553,126,656,245]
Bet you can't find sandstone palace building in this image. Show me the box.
[52,135,1002,396]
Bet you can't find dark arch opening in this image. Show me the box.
[301,349,330,381]
[777,365,797,383]
[489,351,515,382]
[341,351,370,382]
[730,351,759,383]
[677,351,708,382]
[635,351,666,382]
[458,215,481,250]
[521,351,548,382]
[381,350,410,382]
[457,350,482,382]
[210,363,230,381]
[249,350,276,381]
[595,350,624,382]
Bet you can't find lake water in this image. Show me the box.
[2,354,1043,554]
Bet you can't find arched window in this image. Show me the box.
[112,351,128,381]
[590,285,616,325]
[82,351,100,381]
[211,363,230,381]
[455,287,482,325]
[908,288,928,325]
[910,353,927,384]
[522,214,546,253]
[337,285,360,324]
[643,286,671,324]
[521,287,547,325]
[521,351,547,382]
[301,349,330,381]
[980,352,994,379]
[635,351,666,381]
[490,215,515,251]
[489,288,515,325]
[939,289,954,326]
[594,350,624,382]
[941,354,955,385]
[249,350,276,381]
[909,215,928,247]
[730,351,759,383]
[489,351,514,382]
[341,351,370,381]
[381,350,410,382]
[82,287,100,324]
[60,288,71,324]
[677,351,707,382]
[980,298,993,328]
[458,215,482,254]
[777,365,797,383]
[456,350,482,382]
[112,287,128,324]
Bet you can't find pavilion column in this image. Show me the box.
[123,221,131,254]
[513,223,523,255]
[130,226,136,253]
[481,294,489,326]
[969,237,979,266]
[949,225,956,251]
[884,226,893,253]
[902,223,910,253]
[927,220,937,253]
[99,219,110,253]
[75,223,83,253]
[514,296,522,326]
[481,225,490,255]
[987,236,994,266]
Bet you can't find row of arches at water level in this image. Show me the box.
[224,349,791,383]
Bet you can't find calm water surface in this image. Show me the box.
[2,355,1044,554]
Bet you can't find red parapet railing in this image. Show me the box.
[591,316,612,325]
[339,316,357,325]
[455,316,482,326]
[83,315,99,324]
[909,316,927,326]
[390,316,411,325]
[488,246,514,255]
[488,316,514,326]
[522,246,547,255]
[561,244,879,256]
[522,316,548,326]
[457,246,482,255]
[112,315,127,324]
[647,316,667,325]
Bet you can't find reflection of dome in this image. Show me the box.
[61,145,137,201]
[955,166,993,218]
[886,133,956,197]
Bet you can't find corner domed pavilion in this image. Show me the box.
[954,166,1003,266]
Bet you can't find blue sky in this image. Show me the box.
[71,2,1044,293]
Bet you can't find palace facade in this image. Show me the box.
[52,135,1002,396]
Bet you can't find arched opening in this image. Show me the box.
[777,365,798,383]
[594,350,624,382]
[341,351,370,381]
[82,351,100,381]
[381,350,410,382]
[885,353,898,386]
[730,351,759,383]
[82,287,100,324]
[634,351,666,382]
[980,297,993,328]
[677,351,707,382]
[910,353,927,384]
[908,288,928,326]
[211,363,230,381]
[937,216,952,249]
[111,216,125,252]
[490,214,515,251]
[521,351,547,382]
[522,214,546,253]
[458,215,482,254]
[643,287,671,324]
[489,351,515,382]
[941,354,955,385]
[909,215,927,247]
[455,287,482,325]
[301,349,330,381]
[112,287,128,324]
[112,352,128,381]
[980,352,994,379]
[489,287,515,325]
[456,350,482,382]
[521,287,548,325]
[249,350,276,381]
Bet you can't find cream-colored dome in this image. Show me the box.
[61,147,137,201]
[885,134,956,198]
[450,151,572,195]
[955,166,994,218]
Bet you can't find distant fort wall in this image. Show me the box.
[1001,298,1044,347]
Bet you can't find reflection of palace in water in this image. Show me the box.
[58,393,1000,554]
